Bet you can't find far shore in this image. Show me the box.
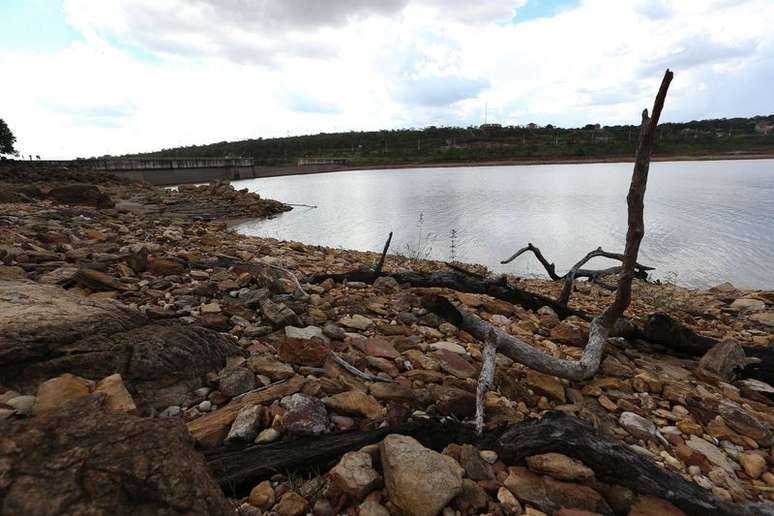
[241,151,774,181]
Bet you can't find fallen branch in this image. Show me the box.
[372,231,393,279]
[330,352,395,383]
[475,328,498,434]
[501,243,561,280]
[496,412,772,516]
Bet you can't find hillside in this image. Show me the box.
[128,115,774,166]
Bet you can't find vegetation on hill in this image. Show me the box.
[0,119,18,157]
[129,115,774,166]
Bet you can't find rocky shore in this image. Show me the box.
[1,165,772,516]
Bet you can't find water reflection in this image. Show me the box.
[234,160,774,289]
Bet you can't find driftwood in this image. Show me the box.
[643,312,774,384]
[501,243,654,295]
[307,268,585,320]
[496,412,774,516]
[203,411,770,516]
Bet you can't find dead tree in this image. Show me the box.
[428,70,674,430]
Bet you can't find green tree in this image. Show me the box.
[0,119,18,156]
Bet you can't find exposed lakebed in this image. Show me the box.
[235,159,774,289]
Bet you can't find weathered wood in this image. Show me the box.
[425,295,609,381]
[475,329,498,434]
[642,312,774,384]
[307,269,586,320]
[496,412,773,516]
[373,231,393,279]
[204,419,482,494]
[501,243,561,280]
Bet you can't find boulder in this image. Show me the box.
[47,183,114,209]
[0,280,245,410]
[0,394,231,515]
[380,434,463,516]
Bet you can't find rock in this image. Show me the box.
[380,434,463,516]
[73,268,126,291]
[369,383,416,404]
[276,491,307,516]
[628,495,686,515]
[550,321,584,345]
[323,390,384,420]
[278,336,330,367]
[458,444,494,480]
[480,450,498,464]
[340,314,373,331]
[364,337,400,359]
[6,395,36,415]
[260,298,298,327]
[358,499,391,516]
[94,373,137,414]
[226,404,263,443]
[323,322,346,340]
[454,479,489,513]
[148,258,186,276]
[729,298,765,312]
[432,349,478,379]
[285,325,325,341]
[255,427,281,444]
[281,393,329,436]
[35,373,92,413]
[527,370,566,403]
[47,183,114,208]
[246,356,295,380]
[248,480,275,509]
[328,451,382,500]
[0,281,245,410]
[739,452,766,479]
[430,385,476,418]
[0,394,231,515]
[497,486,523,511]
[430,341,467,354]
[217,367,256,398]
[686,435,738,475]
[749,311,774,327]
[504,466,607,514]
[526,453,594,481]
[537,306,560,328]
[373,276,400,291]
[200,302,221,314]
[696,340,756,382]
[619,411,667,446]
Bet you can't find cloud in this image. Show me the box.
[396,76,489,106]
[2,0,774,158]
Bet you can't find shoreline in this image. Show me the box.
[224,151,774,182]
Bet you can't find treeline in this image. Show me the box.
[127,115,774,166]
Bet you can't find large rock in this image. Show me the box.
[503,466,608,514]
[0,394,231,515]
[0,280,245,410]
[47,183,114,209]
[380,434,463,516]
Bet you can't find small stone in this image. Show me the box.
[430,341,467,354]
[686,435,738,475]
[281,393,330,436]
[526,452,594,481]
[619,411,667,445]
[497,486,523,511]
[217,367,256,398]
[255,427,281,444]
[358,499,390,516]
[373,276,400,291]
[739,453,766,479]
[200,302,221,313]
[550,321,584,345]
[329,451,382,500]
[35,373,92,413]
[285,325,325,340]
[276,491,307,516]
[6,395,36,416]
[197,400,212,412]
[278,336,330,367]
[248,480,275,509]
[160,405,181,417]
[537,306,560,328]
[226,404,262,443]
[246,356,295,380]
[323,322,347,340]
[432,349,478,379]
[148,258,185,276]
[527,370,566,403]
[94,373,137,414]
[479,450,498,464]
[629,495,686,516]
[323,390,384,420]
[340,314,374,330]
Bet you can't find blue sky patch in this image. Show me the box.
[512,0,580,23]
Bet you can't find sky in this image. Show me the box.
[1,0,773,159]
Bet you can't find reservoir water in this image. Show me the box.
[234,159,774,289]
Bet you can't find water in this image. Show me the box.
[234,160,774,289]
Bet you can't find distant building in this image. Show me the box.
[526,122,538,129]
[479,123,502,131]
[298,157,350,166]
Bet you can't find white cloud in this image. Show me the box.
[0,0,772,158]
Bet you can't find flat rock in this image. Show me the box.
[729,298,765,312]
[527,370,566,403]
[0,394,231,515]
[278,336,330,367]
[686,435,738,475]
[246,355,295,380]
[381,434,463,516]
[526,453,594,481]
[432,349,477,379]
[323,390,384,420]
[281,393,329,436]
[340,314,373,331]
